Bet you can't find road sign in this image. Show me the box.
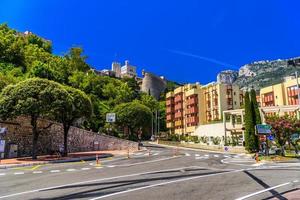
[268,135,274,141]
[256,124,272,134]
[0,140,5,153]
[224,146,229,152]
[106,113,116,123]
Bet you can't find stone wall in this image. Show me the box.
[0,116,138,157]
[141,71,166,100]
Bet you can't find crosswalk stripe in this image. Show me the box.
[14,172,24,175]
[195,154,200,157]
[66,169,76,172]
[185,153,191,156]
[0,173,6,176]
[214,155,219,158]
[81,168,90,170]
[50,170,60,173]
[33,171,43,174]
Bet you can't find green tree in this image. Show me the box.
[65,47,90,72]
[244,91,257,152]
[55,86,92,156]
[122,77,140,99]
[113,101,152,140]
[250,89,261,124]
[0,78,69,159]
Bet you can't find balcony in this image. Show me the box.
[186,107,198,114]
[174,95,183,102]
[187,116,199,124]
[166,115,174,121]
[175,120,182,126]
[175,112,183,118]
[174,103,183,110]
[166,99,174,106]
[166,107,174,114]
[186,97,198,105]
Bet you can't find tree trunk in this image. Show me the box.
[281,146,285,157]
[31,115,39,160]
[63,124,70,157]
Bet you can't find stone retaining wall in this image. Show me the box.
[0,116,138,157]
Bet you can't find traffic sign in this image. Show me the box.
[256,124,272,134]
[268,135,274,141]
[224,146,229,152]
[106,113,116,123]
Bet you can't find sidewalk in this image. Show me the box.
[0,149,144,169]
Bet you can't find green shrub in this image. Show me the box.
[212,137,221,145]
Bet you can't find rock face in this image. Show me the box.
[233,57,300,91]
[217,70,238,84]
[141,71,167,100]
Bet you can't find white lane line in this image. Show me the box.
[14,172,25,175]
[214,155,219,158]
[95,166,103,169]
[89,169,244,200]
[204,154,209,157]
[114,156,181,167]
[223,155,230,158]
[50,170,60,173]
[66,169,76,172]
[195,154,200,157]
[32,171,43,174]
[235,180,298,200]
[106,165,115,168]
[185,153,191,157]
[0,166,206,199]
[0,173,6,176]
[153,153,159,156]
[81,168,90,171]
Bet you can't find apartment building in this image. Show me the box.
[166,82,243,135]
[259,76,300,107]
[120,60,137,78]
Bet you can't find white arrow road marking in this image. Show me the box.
[50,170,60,173]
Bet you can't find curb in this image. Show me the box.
[150,142,241,155]
[0,153,112,169]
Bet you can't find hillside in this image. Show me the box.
[218,57,300,91]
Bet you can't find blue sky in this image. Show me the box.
[1,0,300,84]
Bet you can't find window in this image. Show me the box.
[234,101,237,105]
[233,92,236,95]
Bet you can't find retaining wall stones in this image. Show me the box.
[0,116,138,157]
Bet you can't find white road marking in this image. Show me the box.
[204,154,209,157]
[0,173,6,176]
[14,172,24,175]
[185,153,191,157]
[143,153,149,156]
[106,165,115,168]
[195,154,200,157]
[235,180,298,200]
[0,167,207,199]
[50,170,60,173]
[113,156,180,167]
[153,153,159,156]
[95,166,103,169]
[81,168,90,171]
[32,171,43,174]
[214,155,219,158]
[89,169,244,200]
[89,163,94,166]
[135,153,143,156]
[66,169,76,172]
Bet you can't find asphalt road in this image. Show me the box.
[0,143,299,200]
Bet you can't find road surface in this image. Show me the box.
[0,143,299,200]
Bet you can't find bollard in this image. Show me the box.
[127,148,130,159]
[96,154,101,166]
[255,152,259,163]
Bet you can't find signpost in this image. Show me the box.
[255,124,272,135]
[106,113,116,123]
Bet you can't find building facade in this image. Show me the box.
[259,77,300,108]
[120,60,137,78]
[166,82,243,136]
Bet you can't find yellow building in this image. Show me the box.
[259,77,300,107]
[166,82,243,136]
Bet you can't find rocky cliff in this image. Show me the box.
[220,57,300,91]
